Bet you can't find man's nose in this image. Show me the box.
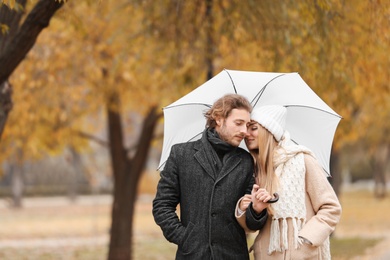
[240,127,249,136]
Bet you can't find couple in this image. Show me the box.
[153,94,341,259]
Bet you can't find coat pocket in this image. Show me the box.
[180,222,198,255]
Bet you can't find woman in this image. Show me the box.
[236,105,342,260]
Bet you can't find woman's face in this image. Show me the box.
[245,122,259,151]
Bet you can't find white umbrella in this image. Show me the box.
[158,69,341,175]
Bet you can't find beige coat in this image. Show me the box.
[237,155,342,260]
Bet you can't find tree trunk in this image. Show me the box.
[10,162,24,208]
[0,0,26,139]
[0,0,28,53]
[67,146,83,202]
[106,87,161,259]
[0,0,64,140]
[8,149,24,208]
[330,149,342,197]
[0,80,13,138]
[372,145,388,199]
[373,159,386,199]
[205,0,214,81]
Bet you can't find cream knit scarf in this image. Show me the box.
[268,132,314,255]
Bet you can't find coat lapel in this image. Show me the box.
[194,143,243,182]
[216,153,242,182]
[194,129,243,181]
[194,143,216,180]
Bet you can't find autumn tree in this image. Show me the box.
[0,0,65,138]
[0,0,65,206]
[338,1,390,196]
[10,1,177,258]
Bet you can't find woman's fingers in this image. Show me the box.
[255,189,272,202]
[251,184,259,194]
[240,194,252,210]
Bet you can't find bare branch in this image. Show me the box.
[75,130,109,147]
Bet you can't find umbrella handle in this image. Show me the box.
[267,193,279,203]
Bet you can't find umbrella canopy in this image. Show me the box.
[158,69,341,175]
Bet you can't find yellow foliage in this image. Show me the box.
[0,23,9,34]
[1,0,389,166]
[1,0,15,9]
[1,0,25,11]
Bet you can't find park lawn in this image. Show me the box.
[0,189,389,259]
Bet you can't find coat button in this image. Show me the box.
[211,213,216,217]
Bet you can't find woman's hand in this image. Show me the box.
[251,184,272,214]
[239,194,252,212]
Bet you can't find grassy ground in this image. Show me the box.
[0,189,389,259]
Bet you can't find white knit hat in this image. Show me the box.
[251,105,287,141]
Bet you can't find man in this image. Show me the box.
[153,94,266,259]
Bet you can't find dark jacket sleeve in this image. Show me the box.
[152,145,185,245]
[245,202,268,230]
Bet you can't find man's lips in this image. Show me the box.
[235,135,245,140]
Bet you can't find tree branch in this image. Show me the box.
[0,0,65,83]
[75,130,109,147]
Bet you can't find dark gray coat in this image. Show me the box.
[153,132,255,259]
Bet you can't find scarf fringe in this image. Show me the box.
[268,218,281,254]
[282,218,288,251]
[268,217,306,255]
[321,237,331,260]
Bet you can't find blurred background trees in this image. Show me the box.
[0,0,389,259]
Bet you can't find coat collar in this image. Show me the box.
[193,131,242,181]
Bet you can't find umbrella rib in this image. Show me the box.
[251,74,288,106]
[164,103,212,109]
[224,69,238,93]
[284,105,343,118]
[188,132,203,142]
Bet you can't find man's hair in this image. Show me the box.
[204,94,252,128]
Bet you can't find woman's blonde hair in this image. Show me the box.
[249,122,279,214]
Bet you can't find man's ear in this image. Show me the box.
[215,117,223,127]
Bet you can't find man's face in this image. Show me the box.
[215,108,251,147]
